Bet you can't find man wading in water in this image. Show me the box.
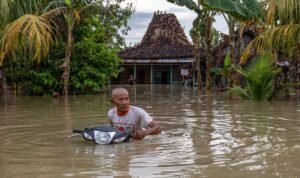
[108,87,161,140]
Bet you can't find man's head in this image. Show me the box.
[111,87,130,112]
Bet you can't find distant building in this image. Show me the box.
[112,11,194,84]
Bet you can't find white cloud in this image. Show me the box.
[126,0,186,12]
[123,0,228,45]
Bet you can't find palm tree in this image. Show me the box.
[240,0,300,63]
[0,0,62,95]
[201,0,300,64]
[0,0,103,96]
[230,55,282,100]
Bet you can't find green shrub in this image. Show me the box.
[230,55,282,100]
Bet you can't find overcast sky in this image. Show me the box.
[122,0,228,45]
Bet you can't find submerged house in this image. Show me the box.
[113,12,194,84]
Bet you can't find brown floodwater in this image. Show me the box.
[1,85,300,177]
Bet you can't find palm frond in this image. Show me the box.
[233,65,247,78]
[79,4,103,17]
[0,14,55,63]
[231,55,282,100]
[240,24,300,63]
[0,0,10,28]
[73,9,81,22]
[42,6,68,18]
[229,86,251,99]
[43,0,66,13]
[267,0,300,25]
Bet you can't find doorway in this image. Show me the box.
[155,71,169,84]
[137,70,146,84]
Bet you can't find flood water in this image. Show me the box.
[1,85,300,177]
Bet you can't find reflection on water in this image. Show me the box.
[1,85,300,177]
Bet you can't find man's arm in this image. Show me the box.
[133,120,161,140]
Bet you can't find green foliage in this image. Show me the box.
[70,31,121,94]
[2,0,133,96]
[211,53,233,88]
[167,0,200,14]
[22,71,60,96]
[201,0,300,63]
[4,48,62,96]
[67,16,122,94]
[65,0,71,7]
[201,0,264,21]
[229,55,282,101]
[100,1,134,48]
[211,28,220,46]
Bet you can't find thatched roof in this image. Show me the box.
[119,12,193,60]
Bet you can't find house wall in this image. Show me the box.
[110,64,185,85]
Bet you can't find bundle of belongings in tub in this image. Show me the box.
[73,125,131,144]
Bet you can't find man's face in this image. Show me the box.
[111,90,130,112]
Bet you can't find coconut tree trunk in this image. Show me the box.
[61,24,74,96]
[194,46,202,90]
[228,22,235,62]
[205,13,214,91]
[205,47,212,91]
[196,55,202,90]
[191,26,203,90]
[191,30,203,90]
[0,66,6,95]
[228,19,236,87]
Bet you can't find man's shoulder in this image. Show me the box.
[108,108,116,116]
[130,105,144,112]
[129,106,150,117]
[130,106,152,123]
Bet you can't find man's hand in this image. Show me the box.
[133,130,148,140]
[133,121,161,140]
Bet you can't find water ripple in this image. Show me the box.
[1,87,300,177]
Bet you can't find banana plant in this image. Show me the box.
[211,53,234,89]
[201,0,300,64]
[201,0,264,22]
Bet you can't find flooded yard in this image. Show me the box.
[1,85,300,177]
